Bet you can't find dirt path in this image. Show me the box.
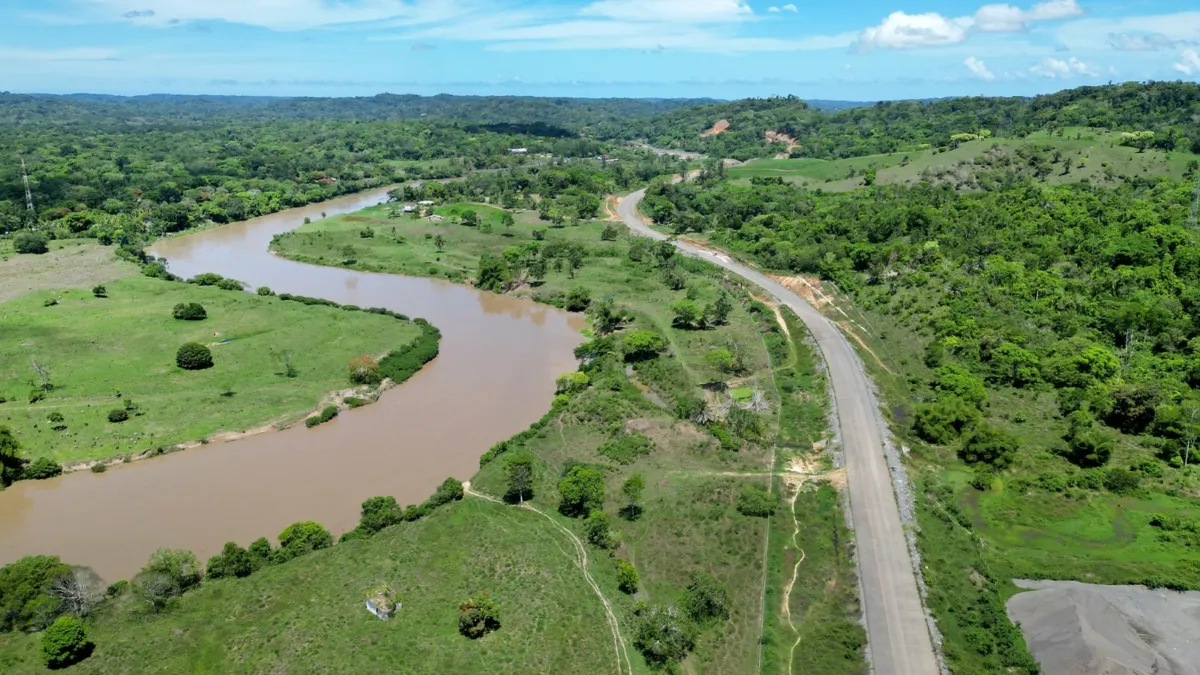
[463,483,632,675]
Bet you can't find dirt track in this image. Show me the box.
[618,189,939,674]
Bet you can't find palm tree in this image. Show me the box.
[434,234,445,251]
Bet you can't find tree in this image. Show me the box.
[672,299,705,328]
[458,591,501,639]
[614,559,639,594]
[958,424,1018,469]
[736,484,777,517]
[0,555,71,631]
[91,285,107,298]
[48,567,104,618]
[475,252,512,292]
[248,538,272,570]
[41,616,93,669]
[1061,411,1114,468]
[143,548,202,592]
[565,286,592,312]
[988,343,1040,387]
[348,355,381,385]
[601,224,620,241]
[504,453,535,503]
[705,348,736,373]
[176,342,213,370]
[205,542,253,580]
[107,409,129,423]
[434,233,445,251]
[633,604,696,665]
[528,257,547,284]
[1,426,25,487]
[23,457,62,480]
[556,371,589,395]
[680,570,729,623]
[584,510,614,549]
[558,465,605,517]
[276,521,333,562]
[706,292,733,325]
[912,396,980,444]
[271,348,297,378]
[355,496,403,535]
[13,231,49,254]
[257,286,274,296]
[933,364,988,409]
[131,571,178,614]
[622,330,666,362]
[501,211,515,232]
[620,474,645,520]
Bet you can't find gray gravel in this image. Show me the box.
[1008,580,1200,675]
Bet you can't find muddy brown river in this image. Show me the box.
[0,187,584,581]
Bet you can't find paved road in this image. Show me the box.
[618,189,939,675]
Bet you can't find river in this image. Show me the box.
[0,187,584,582]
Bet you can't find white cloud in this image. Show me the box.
[973,4,1027,32]
[1056,12,1200,51]
[1030,56,1097,77]
[1025,0,1084,21]
[769,6,780,12]
[580,0,751,23]
[80,0,466,31]
[964,56,996,80]
[856,11,968,50]
[0,47,120,61]
[1176,48,1200,75]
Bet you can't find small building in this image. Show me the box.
[418,200,435,206]
[426,214,445,222]
[510,148,528,154]
[402,203,416,213]
[365,583,400,621]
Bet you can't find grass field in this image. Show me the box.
[0,239,136,303]
[271,202,612,286]
[0,275,422,465]
[728,130,1200,192]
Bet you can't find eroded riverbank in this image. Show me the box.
[0,188,584,581]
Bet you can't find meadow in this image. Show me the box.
[0,275,422,466]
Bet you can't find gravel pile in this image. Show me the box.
[1008,580,1200,675]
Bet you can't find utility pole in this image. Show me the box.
[21,157,35,213]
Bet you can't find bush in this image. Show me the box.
[958,424,1018,469]
[558,466,605,517]
[107,409,129,423]
[622,330,666,362]
[91,285,107,298]
[933,364,988,409]
[256,286,274,296]
[172,302,207,320]
[614,558,639,594]
[555,371,589,395]
[348,356,381,385]
[377,324,441,384]
[216,278,243,291]
[344,396,368,409]
[23,457,62,480]
[597,432,654,465]
[41,616,92,669]
[679,570,729,624]
[205,542,253,580]
[565,287,592,312]
[584,510,614,549]
[189,272,223,286]
[142,548,202,592]
[275,521,332,562]
[1103,467,1141,494]
[736,484,777,517]
[458,591,501,639]
[176,342,213,370]
[305,405,339,428]
[13,232,49,254]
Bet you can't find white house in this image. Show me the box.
[510,148,528,154]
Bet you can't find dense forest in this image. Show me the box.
[619,81,1200,161]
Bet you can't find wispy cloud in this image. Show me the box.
[964,56,996,80]
[81,0,469,31]
[856,0,1083,50]
[1177,48,1200,75]
[580,0,752,24]
[1056,11,1200,51]
[0,47,121,61]
[1029,55,1097,78]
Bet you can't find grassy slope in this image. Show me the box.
[728,130,1200,192]
[0,239,137,304]
[0,202,863,674]
[0,275,421,464]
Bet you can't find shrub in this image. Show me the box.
[1103,467,1141,494]
[680,570,729,623]
[622,330,666,362]
[558,466,605,517]
[205,542,253,580]
[91,285,107,298]
[933,364,988,409]
[555,371,589,395]
[275,521,332,562]
[614,559,639,594]
[176,342,213,370]
[41,616,92,669]
[248,538,272,570]
[13,232,49,254]
[377,324,441,384]
[23,457,62,480]
[90,463,107,473]
[705,348,736,373]
[736,484,777,517]
[458,591,501,638]
[305,405,339,428]
[189,272,223,286]
[172,302,207,320]
[597,433,654,465]
[256,286,274,296]
[216,278,243,291]
[107,409,129,423]
[584,510,614,549]
[958,424,1018,469]
[344,396,368,409]
[601,224,620,240]
[565,287,592,312]
[142,548,202,592]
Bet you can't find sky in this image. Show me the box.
[0,0,1198,100]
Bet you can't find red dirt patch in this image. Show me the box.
[701,119,730,137]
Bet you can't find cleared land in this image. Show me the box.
[0,239,136,303]
[0,275,421,465]
[728,130,1200,192]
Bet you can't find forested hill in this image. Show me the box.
[0,93,717,131]
[616,81,1200,161]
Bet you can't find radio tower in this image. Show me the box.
[21,158,34,213]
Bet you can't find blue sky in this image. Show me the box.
[1,0,1198,100]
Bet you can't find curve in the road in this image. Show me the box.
[618,189,939,675]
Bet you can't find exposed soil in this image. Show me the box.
[1007,580,1200,675]
[765,130,800,155]
[701,119,730,136]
